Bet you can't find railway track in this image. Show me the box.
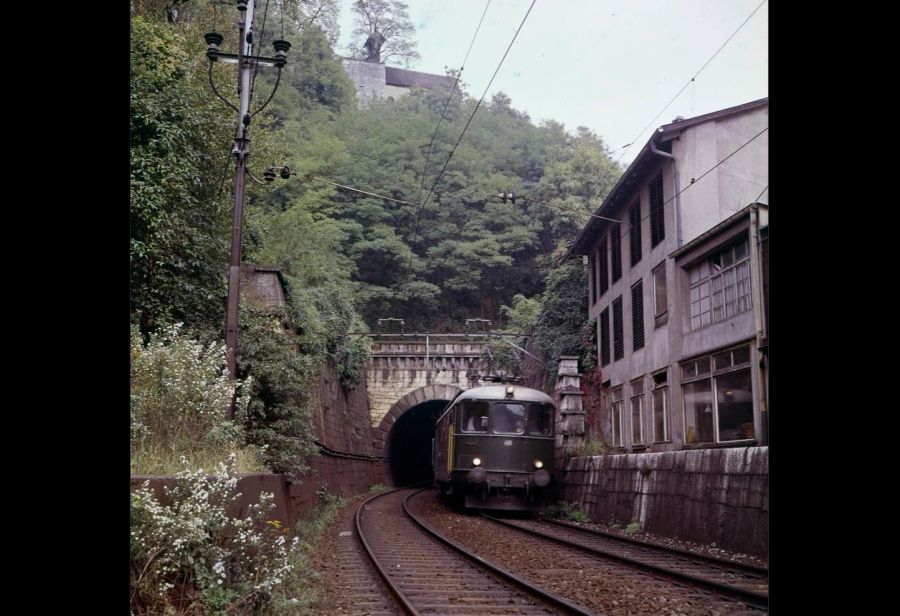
[355,487,596,615]
[482,514,768,611]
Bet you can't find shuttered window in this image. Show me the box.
[611,223,622,282]
[600,307,610,367]
[629,200,642,266]
[590,252,597,305]
[650,172,665,247]
[598,239,609,295]
[612,296,624,361]
[631,279,645,351]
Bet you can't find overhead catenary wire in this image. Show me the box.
[306,175,416,206]
[406,0,538,273]
[249,0,271,109]
[614,0,768,166]
[413,0,493,211]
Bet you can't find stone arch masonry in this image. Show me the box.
[371,383,464,484]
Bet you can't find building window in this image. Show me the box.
[631,279,644,351]
[598,239,609,295]
[629,200,642,266]
[652,370,668,442]
[688,239,752,331]
[599,308,610,367]
[652,261,667,326]
[611,385,624,446]
[630,377,644,445]
[590,252,597,305]
[682,345,754,445]
[611,224,622,282]
[650,171,665,247]
[612,296,624,361]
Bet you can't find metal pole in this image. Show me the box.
[225,0,256,418]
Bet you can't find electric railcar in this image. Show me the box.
[432,384,555,510]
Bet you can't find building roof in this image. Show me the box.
[668,202,768,260]
[384,66,456,89]
[565,97,769,258]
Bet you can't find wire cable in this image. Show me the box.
[406,0,538,272]
[249,0,271,109]
[413,0,492,211]
[585,126,768,264]
[614,0,767,166]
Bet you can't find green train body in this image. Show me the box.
[432,384,556,511]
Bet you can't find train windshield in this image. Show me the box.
[492,403,526,434]
[526,404,554,436]
[460,400,489,433]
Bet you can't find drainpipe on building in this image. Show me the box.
[749,205,768,446]
[650,138,684,248]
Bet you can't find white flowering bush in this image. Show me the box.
[131,324,263,474]
[131,455,298,614]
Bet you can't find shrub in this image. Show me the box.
[131,324,263,475]
[625,521,641,535]
[130,455,298,614]
[543,501,590,523]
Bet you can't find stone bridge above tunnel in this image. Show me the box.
[365,334,491,485]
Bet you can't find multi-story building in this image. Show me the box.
[567,98,769,452]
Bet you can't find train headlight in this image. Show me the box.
[472,457,482,466]
[532,469,550,487]
[534,460,543,469]
[469,467,487,484]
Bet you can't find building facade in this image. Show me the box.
[567,98,769,453]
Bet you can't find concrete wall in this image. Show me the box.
[561,447,767,556]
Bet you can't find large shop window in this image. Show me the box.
[682,345,754,444]
[688,239,752,331]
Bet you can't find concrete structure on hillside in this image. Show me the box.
[566,98,769,453]
[341,57,456,103]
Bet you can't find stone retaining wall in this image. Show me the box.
[561,446,768,556]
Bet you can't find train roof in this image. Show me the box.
[451,385,555,405]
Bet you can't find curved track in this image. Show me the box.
[483,514,768,610]
[355,487,596,615]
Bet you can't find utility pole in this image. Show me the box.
[224,0,255,394]
[204,0,290,418]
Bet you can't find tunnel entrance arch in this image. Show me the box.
[374,385,463,486]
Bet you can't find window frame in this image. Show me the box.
[688,239,752,331]
[599,307,610,367]
[681,344,755,445]
[652,369,668,443]
[650,171,665,247]
[611,223,622,283]
[612,296,624,361]
[611,385,624,447]
[652,261,668,326]
[630,377,645,445]
[631,278,645,351]
[629,199,642,266]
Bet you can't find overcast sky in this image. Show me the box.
[335,0,768,166]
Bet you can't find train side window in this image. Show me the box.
[526,404,553,436]
[493,403,526,434]
[460,401,489,433]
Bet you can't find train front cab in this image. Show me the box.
[434,387,555,511]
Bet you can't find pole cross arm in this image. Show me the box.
[207,50,283,67]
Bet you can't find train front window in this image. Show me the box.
[460,401,489,433]
[493,403,525,434]
[526,404,553,436]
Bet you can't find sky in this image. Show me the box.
[335,0,768,166]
